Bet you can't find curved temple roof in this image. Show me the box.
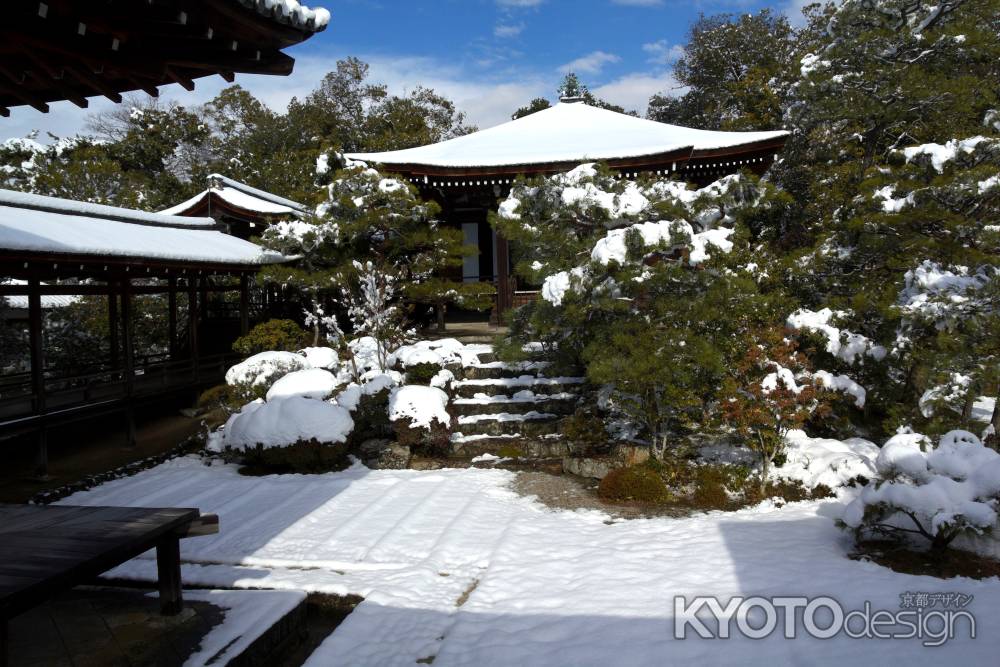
[161,174,309,218]
[236,0,331,32]
[0,189,286,267]
[347,102,789,175]
[0,0,330,117]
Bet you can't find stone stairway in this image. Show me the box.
[447,350,587,459]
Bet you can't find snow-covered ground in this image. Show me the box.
[183,590,306,667]
[61,457,1000,665]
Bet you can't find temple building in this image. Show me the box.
[161,174,308,240]
[347,98,788,320]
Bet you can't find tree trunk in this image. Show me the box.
[962,391,976,422]
[436,301,447,333]
[758,433,770,496]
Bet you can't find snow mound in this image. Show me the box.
[779,430,879,490]
[223,397,354,450]
[334,371,402,411]
[389,386,451,429]
[301,346,338,370]
[391,338,484,369]
[225,351,310,388]
[265,368,338,402]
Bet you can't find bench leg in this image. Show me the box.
[156,536,183,616]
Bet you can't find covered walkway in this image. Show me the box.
[0,188,288,477]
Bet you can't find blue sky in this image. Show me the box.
[2,0,807,142]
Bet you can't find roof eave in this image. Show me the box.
[347,146,699,180]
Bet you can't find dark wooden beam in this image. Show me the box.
[15,67,90,109]
[164,66,194,91]
[0,81,48,113]
[108,283,120,370]
[64,65,122,103]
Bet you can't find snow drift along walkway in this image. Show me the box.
[62,457,1000,666]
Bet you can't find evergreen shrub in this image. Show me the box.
[233,319,311,357]
[598,465,671,503]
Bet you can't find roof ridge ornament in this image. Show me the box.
[558,73,586,104]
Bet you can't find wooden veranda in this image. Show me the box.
[0,258,265,478]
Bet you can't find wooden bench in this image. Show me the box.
[0,504,219,667]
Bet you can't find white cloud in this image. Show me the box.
[591,71,685,116]
[611,0,663,5]
[494,23,525,38]
[642,40,685,66]
[496,0,545,6]
[558,51,621,75]
[782,0,817,27]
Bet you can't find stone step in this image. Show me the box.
[460,361,551,380]
[453,376,585,399]
[454,412,562,436]
[450,434,570,459]
[450,393,579,416]
[474,351,498,364]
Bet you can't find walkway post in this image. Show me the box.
[108,282,119,369]
[188,279,199,381]
[239,273,249,336]
[168,276,178,359]
[28,278,48,480]
[121,278,136,448]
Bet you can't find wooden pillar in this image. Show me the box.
[108,283,119,369]
[495,233,512,320]
[121,278,136,448]
[188,279,199,381]
[28,278,48,480]
[239,274,250,336]
[156,536,183,616]
[168,277,178,359]
[199,276,208,324]
[1,617,7,667]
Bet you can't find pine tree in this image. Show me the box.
[493,164,797,448]
[647,10,797,131]
[777,0,1000,435]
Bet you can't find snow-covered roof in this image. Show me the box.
[0,189,286,267]
[160,174,308,218]
[346,102,789,172]
[235,0,331,32]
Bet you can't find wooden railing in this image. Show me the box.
[0,352,239,433]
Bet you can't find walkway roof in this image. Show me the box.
[0,188,286,271]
